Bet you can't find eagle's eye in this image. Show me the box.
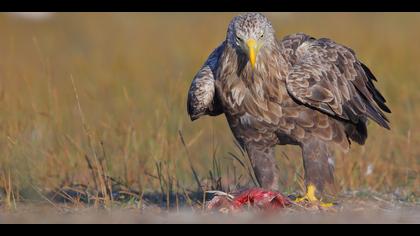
[260,32,264,39]
[236,36,242,42]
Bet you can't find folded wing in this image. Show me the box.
[187,43,225,121]
[282,34,391,133]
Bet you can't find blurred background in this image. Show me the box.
[0,13,419,210]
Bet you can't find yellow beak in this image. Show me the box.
[246,39,258,69]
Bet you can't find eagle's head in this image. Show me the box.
[226,13,277,70]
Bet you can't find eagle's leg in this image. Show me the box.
[295,139,335,207]
[245,143,279,191]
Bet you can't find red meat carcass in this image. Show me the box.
[206,188,292,213]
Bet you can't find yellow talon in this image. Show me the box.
[294,184,334,208]
[319,202,334,208]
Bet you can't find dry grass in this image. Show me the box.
[0,13,419,221]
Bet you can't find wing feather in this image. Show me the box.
[282,35,391,131]
[187,43,225,121]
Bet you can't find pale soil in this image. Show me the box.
[1,197,419,224]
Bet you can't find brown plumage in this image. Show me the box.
[187,13,390,196]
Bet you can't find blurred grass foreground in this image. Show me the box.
[0,13,419,211]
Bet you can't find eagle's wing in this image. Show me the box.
[187,43,225,121]
[282,33,391,130]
